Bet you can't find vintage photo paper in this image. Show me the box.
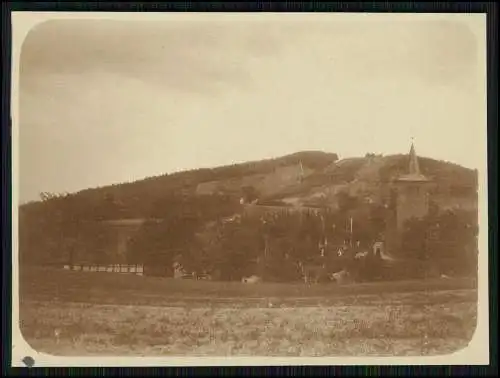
[11,12,489,367]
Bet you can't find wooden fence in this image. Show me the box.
[63,264,144,275]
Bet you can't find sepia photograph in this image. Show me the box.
[11,12,488,366]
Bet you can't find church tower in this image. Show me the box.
[394,142,433,231]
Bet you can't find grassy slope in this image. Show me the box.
[265,154,478,207]
[20,151,476,219]
[20,151,337,214]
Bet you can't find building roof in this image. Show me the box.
[396,142,431,183]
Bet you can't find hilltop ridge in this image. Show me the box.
[20,150,477,222]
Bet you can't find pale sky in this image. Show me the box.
[17,14,486,204]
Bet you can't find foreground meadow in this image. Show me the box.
[19,267,477,357]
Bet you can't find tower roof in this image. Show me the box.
[396,142,430,182]
[408,143,420,175]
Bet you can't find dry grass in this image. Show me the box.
[19,267,477,357]
[20,299,476,357]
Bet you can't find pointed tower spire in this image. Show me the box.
[396,139,429,183]
[408,139,420,175]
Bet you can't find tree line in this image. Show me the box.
[19,183,478,282]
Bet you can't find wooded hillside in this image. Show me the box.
[19,150,478,280]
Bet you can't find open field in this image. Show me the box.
[19,267,478,357]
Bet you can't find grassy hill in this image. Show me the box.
[18,150,478,273]
[259,154,477,210]
[20,151,338,220]
[20,150,477,219]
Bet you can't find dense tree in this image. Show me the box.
[399,209,478,277]
[127,215,202,274]
[337,192,359,215]
[149,193,239,221]
[241,185,260,203]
